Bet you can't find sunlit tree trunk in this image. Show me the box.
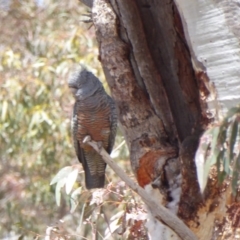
[88,0,240,239]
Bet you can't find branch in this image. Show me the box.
[83,136,198,240]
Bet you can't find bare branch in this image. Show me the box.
[83,136,198,240]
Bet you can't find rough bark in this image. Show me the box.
[87,0,239,239]
[92,0,178,182]
[174,1,240,239]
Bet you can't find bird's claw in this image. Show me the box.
[97,141,103,149]
[83,135,92,143]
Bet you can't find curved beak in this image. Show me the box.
[70,87,78,95]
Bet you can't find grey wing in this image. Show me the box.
[72,103,85,164]
[72,103,103,189]
[107,96,118,154]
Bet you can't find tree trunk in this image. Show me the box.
[88,0,240,239]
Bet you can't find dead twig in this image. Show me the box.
[83,136,198,240]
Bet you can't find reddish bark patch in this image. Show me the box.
[195,71,211,99]
[195,70,217,126]
[136,150,166,187]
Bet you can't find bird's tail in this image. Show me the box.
[85,171,105,189]
[84,159,106,189]
[80,149,106,189]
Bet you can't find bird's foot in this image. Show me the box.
[97,141,103,150]
[83,135,92,144]
[81,10,94,29]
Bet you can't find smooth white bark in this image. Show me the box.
[175,0,240,115]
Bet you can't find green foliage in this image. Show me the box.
[0,1,146,239]
[195,106,240,195]
[50,166,79,206]
[0,0,103,238]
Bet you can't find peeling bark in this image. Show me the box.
[89,0,239,239]
[92,0,177,180]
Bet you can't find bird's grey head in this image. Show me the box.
[68,66,103,100]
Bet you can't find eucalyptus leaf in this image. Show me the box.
[55,178,66,206]
[209,126,220,165]
[226,107,240,119]
[228,117,238,161]
[50,166,73,185]
[232,153,240,195]
[216,150,224,177]
[65,168,79,194]
[70,187,82,213]
[195,131,211,192]
[83,204,96,219]
[223,154,230,175]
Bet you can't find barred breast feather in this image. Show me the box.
[69,66,117,189]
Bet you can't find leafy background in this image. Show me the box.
[0,1,146,239]
[1,0,240,239]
